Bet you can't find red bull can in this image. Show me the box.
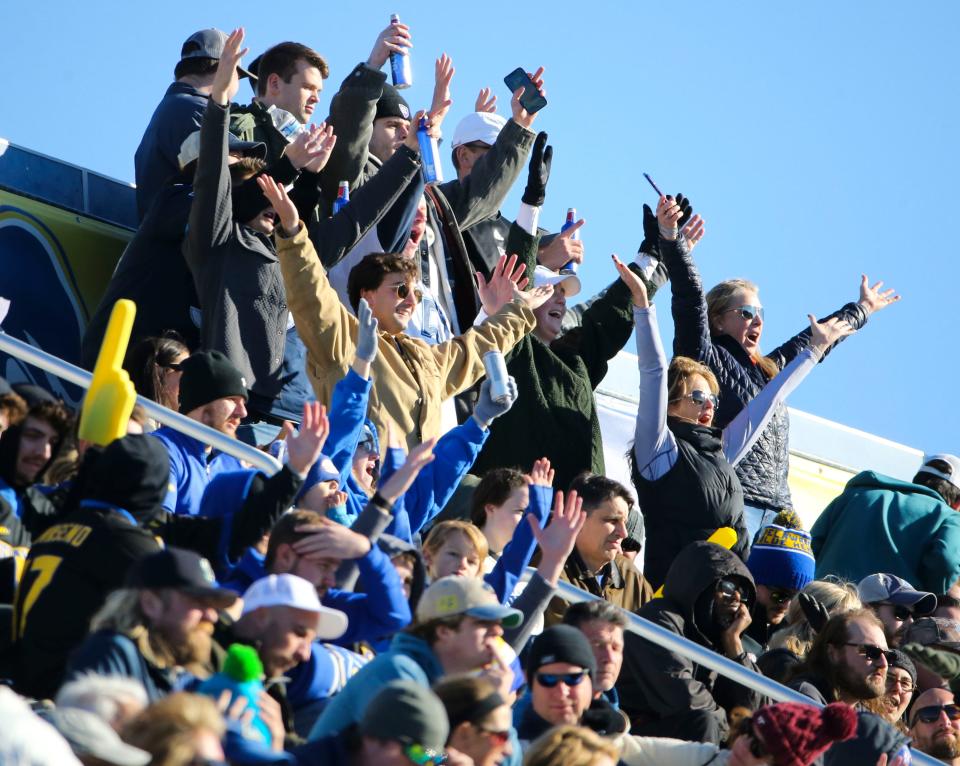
[333,181,349,215]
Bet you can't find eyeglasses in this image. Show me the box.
[886,675,915,693]
[716,579,750,604]
[388,281,423,302]
[475,726,511,746]
[768,588,797,605]
[535,670,590,688]
[670,389,719,410]
[403,744,448,766]
[843,642,897,664]
[911,704,960,726]
[725,305,764,322]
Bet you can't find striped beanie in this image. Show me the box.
[747,512,815,591]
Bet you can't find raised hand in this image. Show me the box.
[476,253,528,316]
[283,402,329,477]
[797,592,830,633]
[857,274,901,316]
[378,438,437,504]
[284,123,336,171]
[211,27,248,106]
[475,87,497,113]
[656,195,683,241]
[611,254,649,309]
[529,489,587,585]
[675,193,695,228]
[430,54,455,127]
[521,131,552,207]
[355,297,379,364]
[808,315,855,356]
[301,123,337,173]
[367,20,412,70]
[527,457,555,488]
[538,219,585,271]
[681,214,706,250]
[515,284,554,311]
[511,66,546,129]
[473,376,518,428]
[256,175,299,236]
[403,105,452,152]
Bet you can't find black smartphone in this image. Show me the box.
[504,68,547,114]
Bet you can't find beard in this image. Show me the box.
[835,660,885,701]
[924,730,960,759]
[149,619,214,670]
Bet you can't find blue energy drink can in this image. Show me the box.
[418,117,443,183]
[389,14,412,89]
[560,207,579,274]
[332,181,349,215]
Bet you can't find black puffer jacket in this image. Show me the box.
[663,237,868,511]
[631,418,749,589]
[617,541,763,744]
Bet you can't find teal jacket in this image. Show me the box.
[811,471,960,593]
[307,631,443,740]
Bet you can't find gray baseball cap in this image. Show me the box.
[903,617,960,650]
[359,680,449,752]
[180,28,254,80]
[857,573,937,615]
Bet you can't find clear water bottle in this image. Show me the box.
[389,13,412,89]
[267,105,304,140]
[332,181,349,215]
[560,207,579,274]
[418,117,443,183]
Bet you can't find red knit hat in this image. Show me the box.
[752,702,858,766]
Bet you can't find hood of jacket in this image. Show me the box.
[661,541,757,640]
[388,631,444,681]
[844,470,948,503]
[75,435,170,525]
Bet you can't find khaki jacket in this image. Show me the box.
[544,550,654,627]
[276,225,536,452]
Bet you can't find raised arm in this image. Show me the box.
[722,315,854,464]
[612,256,680,482]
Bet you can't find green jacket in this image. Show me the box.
[472,223,648,490]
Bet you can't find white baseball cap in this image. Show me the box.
[533,265,581,298]
[919,453,960,491]
[451,112,507,149]
[242,574,348,640]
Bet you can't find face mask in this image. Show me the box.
[231,173,271,223]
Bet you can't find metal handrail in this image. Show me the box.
[0,331,281,476]
[541,574,937,765]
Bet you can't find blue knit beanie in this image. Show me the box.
[747,521,815,591]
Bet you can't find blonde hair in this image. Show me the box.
[667,356,720,403]
[122,692,225,766]
[422,521,489,576]
[705,278,779,380]
[523,725,619,766]
[767,578,862,657]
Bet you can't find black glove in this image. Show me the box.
[675,192,694,228]
[521,131,552,207]
[639,192,694,258]
[798,592,830,633]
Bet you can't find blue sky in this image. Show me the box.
[3,1,957,453]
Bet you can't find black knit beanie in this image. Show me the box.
[178,351,248,414]
[376,83,411,122]
[526,625,597,682]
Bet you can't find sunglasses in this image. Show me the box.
[535,670,590,688]
[768,588,797,605]
[475,726,511,746]
[912,704,960,726]
[726,304,764,322]
[403,744,448,766]
[671,389,719,410]
[891,604,914,622]
[843,642,897,664]
[389,281,423,302]
[717,579,750,604]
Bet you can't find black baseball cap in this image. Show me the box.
[127,547,236,608]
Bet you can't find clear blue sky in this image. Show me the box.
[3,1,957,452]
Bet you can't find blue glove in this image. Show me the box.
[474,376,518,428]
[356,297,379,363]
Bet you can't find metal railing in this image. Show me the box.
[543,575,937,765]
[0,332,281,476]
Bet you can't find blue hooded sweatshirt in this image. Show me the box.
[150,427,242,516]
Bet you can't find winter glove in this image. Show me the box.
[798,592,830,633]
[521,131,553,207]
[639,192,694,258]
[355,298,379,363]
[473,376,518,428]
[902,643,960,696]
[675,193,694,228]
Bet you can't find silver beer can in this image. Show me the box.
[483,351,510,403]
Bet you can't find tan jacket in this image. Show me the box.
[276,225,536,452]
[544,551,654,627]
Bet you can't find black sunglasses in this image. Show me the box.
[891,604,914,622]
[535,670,590,688]
[768,588,797,605]
[843,642,897,664]
[717,579,750,604]
[912,703,960,726]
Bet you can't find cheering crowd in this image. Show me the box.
[1,18,960,766]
